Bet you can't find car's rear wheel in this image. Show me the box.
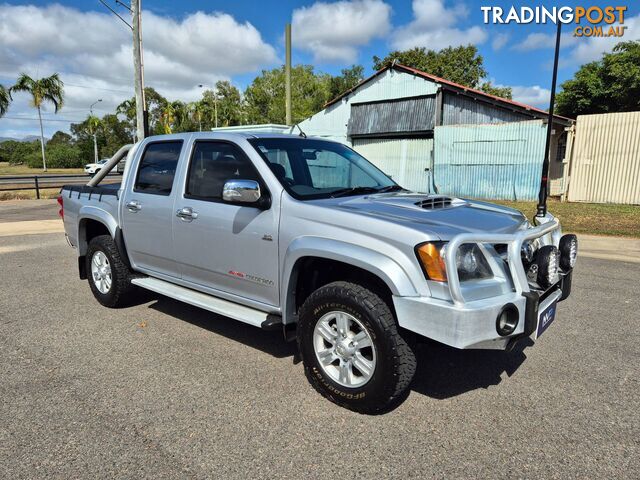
[297,281,416,414]
[86,235,134,307]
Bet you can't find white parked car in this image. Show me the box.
[84,159,108,176]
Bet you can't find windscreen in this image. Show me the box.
[249,137,397,200]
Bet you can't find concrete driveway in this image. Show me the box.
[0,201,638,478]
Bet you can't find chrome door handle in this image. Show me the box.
[176,207,198,221]
[126,200,141,212]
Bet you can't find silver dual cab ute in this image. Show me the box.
[60,132,577,413]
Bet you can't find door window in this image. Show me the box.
[134,141,183,195]
[186,141,261,200]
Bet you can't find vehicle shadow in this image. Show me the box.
[144,294,297,359]
[129,292,531,403]
[408,336,532,400]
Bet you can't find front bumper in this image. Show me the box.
[393,271,572,350]
[394,217,573,350]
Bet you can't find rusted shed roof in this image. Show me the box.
[324,63,572,125]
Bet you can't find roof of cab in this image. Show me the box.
[140,131,324,141]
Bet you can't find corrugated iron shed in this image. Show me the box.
[347,96,436,136]
[443,93,532,125]
[568,111,640,204]
[434,121,547,201]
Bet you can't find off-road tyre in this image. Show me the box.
[86,234,134,308]
[297,281,416,414]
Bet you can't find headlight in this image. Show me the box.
[559,234,578,270]
[416,242,494,282]
[455,244,493,281]
[536,245,560,288]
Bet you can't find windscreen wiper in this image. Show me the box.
[375,185,405,193]
[330,186,381,198]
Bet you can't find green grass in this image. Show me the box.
[0,162,84,175]
[491,199,640,238]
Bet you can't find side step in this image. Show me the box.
[131,277,274,329]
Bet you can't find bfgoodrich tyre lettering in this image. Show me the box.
[297,281,416,414]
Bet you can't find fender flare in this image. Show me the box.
[77,206,119,255]
[280,237,419,324]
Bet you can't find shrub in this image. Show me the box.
[0,140,40,165]
[23,143,84,168]
[45,143,84,168]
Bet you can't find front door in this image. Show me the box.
[172,140,280,307]
[121,139,184,278]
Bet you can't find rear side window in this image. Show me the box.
[186,141,261,200]
[134,141,183,195]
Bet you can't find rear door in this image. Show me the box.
[121,139,185,277]
[172,140,280,307]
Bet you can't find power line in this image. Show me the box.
[64,82,133,94]
[0,116,85,123]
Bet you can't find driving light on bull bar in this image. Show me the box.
[416,242,447,282]
[496,304,519,336]
[559,234,578,270]
[536,245,560,289]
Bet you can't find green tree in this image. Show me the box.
[70,113,131,162]
[87,115,102,162]
[117,87,168,136]
[213,80,244,127]
[9,73,65,171]
[373,45,511,98]
[556,40,640,118]
[116,98,137,141]
[479,82,512,99]
[48,131,73,146]
[328,65,364,100]
[0,140,40,164]
[0,84,10,117]
[27,143,83,168]
[244,65,330,125]
[99,114,134,156]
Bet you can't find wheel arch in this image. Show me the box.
[281,237,419,325]
[76,208,130,279]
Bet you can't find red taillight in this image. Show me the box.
[57,195,64,219]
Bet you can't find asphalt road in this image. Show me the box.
[0,228,638,478]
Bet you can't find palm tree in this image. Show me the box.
[10,73,64,171]
[189,102,204,132]
[0,84,10,117]
[159,103,175,134]
[87,115,102,163]
[116,99,137,142]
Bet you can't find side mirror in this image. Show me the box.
[222,179,261,204]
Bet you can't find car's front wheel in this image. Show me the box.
[297,281,416,414]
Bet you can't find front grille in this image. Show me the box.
[415,196,452,210]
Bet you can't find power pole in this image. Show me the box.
[131,0,148,139]
[285,23,292,126]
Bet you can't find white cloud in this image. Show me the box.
[391,0,487,51]
[512,31,578,52]
[292,0,392,63]
[569,14,639,64]
[513,33,556,51]
[510,85,551,107]
[491,33,510,51]
[0,4,277,138]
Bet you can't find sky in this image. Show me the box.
[0,0,638,139]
